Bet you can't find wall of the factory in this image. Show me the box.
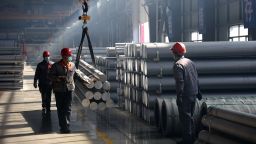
[147,0,256,42]
[87,0,134,47]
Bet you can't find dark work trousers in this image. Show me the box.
[178,100,196,144]
[39,85,52,111]
[54,91,72,131]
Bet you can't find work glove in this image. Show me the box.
[33,81,37,88]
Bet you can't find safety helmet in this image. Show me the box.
[43,51,50,57]
[61,48,72,57]
[171,42,186,56]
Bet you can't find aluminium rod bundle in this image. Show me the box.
[0,40,24,89]
[74,60,113,111]
[197,106,256,144]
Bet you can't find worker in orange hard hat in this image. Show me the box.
[171,42,202,144]
[34,51,54,117]
[49,48,76,134]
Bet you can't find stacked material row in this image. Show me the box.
[153,41,256,136]
[116,44,144,119]
[140,43,176,124]
[195,106,256,144]
[156,95,256,137]
[105,52,119,104]
[0,40,24,89]
[74,59,113,111]
[94,45,125,105]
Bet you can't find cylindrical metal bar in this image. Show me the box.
[202,115,256,143]
[0,66,23,73]
[106,70,116,81]
[98,102,106,111]
[103,81,111,91]
[102,92,110,101]
[106,99,114,108]
[109,81,119,92]
[94,92,102,100]
[94,80,103,89]
[75,69,94,85]
[143,61,172,76]
[198,130,241,144]
[145,76,256,92]
[207,106,256,128]
[85,91,93,99]
[79,60,107,82]
[82,98,90,107]
[142,43,172,60]
[184,41,256,59]
[161,98,203,136]
[144,76,175,92]
[143,59,256,76]
[90,102,98,110]
[106,47,117,57]
[160,97,181,136]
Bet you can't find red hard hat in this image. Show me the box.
[43,51,50,57]
[171,42,186,56]
[61,48,72,56]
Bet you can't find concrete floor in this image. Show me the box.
[0,64,177,144]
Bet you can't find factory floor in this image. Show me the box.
[0,64,177,144]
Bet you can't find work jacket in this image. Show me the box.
[173,57,199,102]
[34,60,54,87]
[49,60,76,93]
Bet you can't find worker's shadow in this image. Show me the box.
[39,115,52,133]
[22,110,58,134]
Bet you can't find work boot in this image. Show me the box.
[42,107,47,115]
[60,128,71,134]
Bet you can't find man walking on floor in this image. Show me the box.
[49,48,76,133]
[34,51,54,117]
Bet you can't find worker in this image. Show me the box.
[171,42,202,144]
[34,51,54,116]
[49,48,76,133]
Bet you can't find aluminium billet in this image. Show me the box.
[0,55,24,63]
[143,75,256,92]
[198,130,241,144]
[202,115,256,143]
[207,106,256,128]
[79,60,107,82]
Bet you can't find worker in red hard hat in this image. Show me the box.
[34,51,54,117]
[49,48,76,133]
[171,42,202,144]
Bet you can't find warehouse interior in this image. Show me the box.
[0,0,256,144]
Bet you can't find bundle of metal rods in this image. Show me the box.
[145,41,256,136]
[0,40,24,89]
[156,95,256,137]
[195,106,256,144]
[74,59,113,111]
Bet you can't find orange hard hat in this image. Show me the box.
[170,42,186,56]
[43,51,50,57]
[61,48,72,57]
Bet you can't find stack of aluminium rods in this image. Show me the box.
[105,46,124,104]
[153,41,256,136]
[94,44,125,105]
[74,59,113,111]
[140,43,176,124]
[122,43,143,118]
[195,106,256,144]
[0,40,24,89]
